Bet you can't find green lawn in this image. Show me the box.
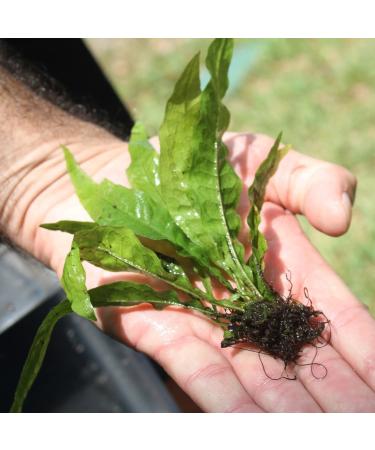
[86,38,375,315]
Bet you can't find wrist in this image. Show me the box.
[0,126,128,265]
[0,65,131,271]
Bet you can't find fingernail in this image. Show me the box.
[342,192,353,223]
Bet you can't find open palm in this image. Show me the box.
[38,132,375,412]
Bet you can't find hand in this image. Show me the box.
[34,132,375,412]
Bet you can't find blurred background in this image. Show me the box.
[86,38,375,316]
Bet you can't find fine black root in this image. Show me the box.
[221,291,330,378]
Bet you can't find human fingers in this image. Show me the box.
[93,256,319,412]
[295,342,375,412]
[216,334,323,412]
[261,202,375,397]
[211,202,375,412]
[225,133,357,237]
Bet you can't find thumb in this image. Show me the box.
[226,133,357,237]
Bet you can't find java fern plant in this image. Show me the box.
[11,38,328,412]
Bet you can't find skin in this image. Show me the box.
[1,67,375,412]
[33,134,375,413]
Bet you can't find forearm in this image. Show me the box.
[0,66,126,257]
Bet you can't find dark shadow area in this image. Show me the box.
[0,38,134,140]
[0,292,180,412]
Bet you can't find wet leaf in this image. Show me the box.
[89,281,209,314]
[43,219,232,293]
[41,220,97,233]
[247,133,290,295]
[127,122,161,202]
[72,224,203,298]
[10,281,216,412]
[10,300,72,413]
[159,38,254,295]
[62,241,96,320]
[43,220,202,296]
[63,147,214,272]
[63,146,183,242]
[248,133,289,212]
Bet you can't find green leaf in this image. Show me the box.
[10,300,72,413]
[42,219,234,294]
[127,122,161,202]
[247,133,290,296]
[41,220,97,233]
[62,241,96,320]
[56,145,231,292]
[218,144,242,239]
[74,225,167,273]
[159,53,208,246]
[63,147,213,270]
[89,281,211,314]
[63,146,179,242]
[10,281,217,413]
[159,38,255,295]
[73,224,204,298]
[248,133,289,211]
[203,39,242,241]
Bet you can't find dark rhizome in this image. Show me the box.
[221,278,331,380]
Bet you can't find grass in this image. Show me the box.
[86,38,375,315]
